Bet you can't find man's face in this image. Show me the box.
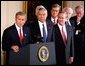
[76,7,84,18]
[65,9,73,20]
[58,13,66,25]
[37,10,47,22]
[51,7,60,18]
[15,15,26,27]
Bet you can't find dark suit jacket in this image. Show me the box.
[2,24,31,51]
[71,16,84,64]
[29,19,54,43]
[69,19,75,29]
[2,24,31,64]
[54,23,74,64]
[71,16,84,51]
[48,17,57,25]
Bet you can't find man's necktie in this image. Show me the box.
[19,28,23,44]
[53,19,56,25]
[42,24,46,42]
[61,26,67,45]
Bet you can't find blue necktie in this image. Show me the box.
[42,24,46,42]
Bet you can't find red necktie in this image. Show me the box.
[19,28,23,44]
[61,26,67,45]
[53,19,56,25]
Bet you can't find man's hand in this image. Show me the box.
[68,57,74,64]
[11,45,19,53]
[77,16,81,23]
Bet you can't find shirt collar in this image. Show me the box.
[38,20,46,25]
[51,17,58,21]
[15,23,22,30]
[58,23,66,31]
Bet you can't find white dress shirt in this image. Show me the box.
[15,23,23,37]
[58,23,67,39]
[38,21,47,38]
[66,20,71,26]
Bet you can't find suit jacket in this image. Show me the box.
[54,23,74,64]
[2,24,31,52]
[71,16,84,64]
[70,16,84,50]
[69,19,75,29]
[30,19,54,43]
[48,17,58,25]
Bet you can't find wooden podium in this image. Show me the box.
[9,42,56,65]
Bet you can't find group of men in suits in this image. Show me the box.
[2,4,84,65]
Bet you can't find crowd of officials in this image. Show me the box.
[2,4,84,65]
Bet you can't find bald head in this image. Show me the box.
[63,7,73,20]
[63,7,73,14]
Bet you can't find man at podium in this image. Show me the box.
[30,5,54,43]
[28,5,56,65]
[2,11,31,65]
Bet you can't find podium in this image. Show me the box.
[9,42,56,65]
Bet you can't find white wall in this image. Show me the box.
[1,1,23,41]
[67,1,84,16]
[1,1,23,65]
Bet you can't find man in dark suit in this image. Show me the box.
[2,11,31,65]
[30,5,54,43]
[48,4,61,25]
[62,7,75,29]
[54,12,74,64]
[71,5,84,65]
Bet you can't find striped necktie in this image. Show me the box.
[61,26,67,45]
[42,24,46,42]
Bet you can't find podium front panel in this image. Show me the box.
[9,42,56,65]
[29,42,56,65]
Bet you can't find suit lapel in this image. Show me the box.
[65,23,71,45]
[56,24,67,46]
[56,25,64,43]
[46,20,52,41]
[13,24,20,44]
[37,21,42,37]
[22,27,26,44]
[46,20,49,40]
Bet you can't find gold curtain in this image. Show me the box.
[23,1,28,15]
[62,1,67,9]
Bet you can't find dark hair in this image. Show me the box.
[15,11,26,18]
[58,11,66,17]
[51,4,61,9]
[75,5,84,11]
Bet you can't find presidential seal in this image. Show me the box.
[38,46,49,62]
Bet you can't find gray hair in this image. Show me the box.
[35,5,47,16]
[62,7,73,14]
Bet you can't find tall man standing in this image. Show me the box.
[30,5,54,43]
[71,5,84,65]
[2,11,31,65]
[54,12,74,64]
[50,4,61,25]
